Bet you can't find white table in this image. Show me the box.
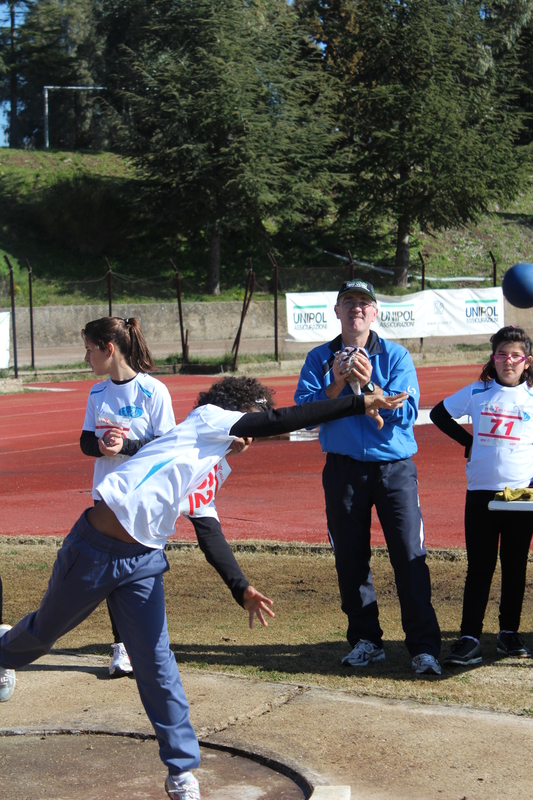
[488,500,533,511]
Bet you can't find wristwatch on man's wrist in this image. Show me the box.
[361,381,375,394]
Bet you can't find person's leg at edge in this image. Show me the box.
[461,491,500,639]
[107,572,200,775]
[323,453,383,648]
[374,458,441,658]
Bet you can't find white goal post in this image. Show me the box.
[43,85,106,149]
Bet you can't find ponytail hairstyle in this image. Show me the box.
[81,317,155,374]
[479,325,533,387]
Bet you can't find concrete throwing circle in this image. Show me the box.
[2,733,307,799]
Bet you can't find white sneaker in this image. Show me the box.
[412,653,441,676]
[341,639,385,666]
[165,771,201,799]
[0,625,16,702]
[109,643,133,677]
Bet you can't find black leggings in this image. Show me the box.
[461,490,533,639]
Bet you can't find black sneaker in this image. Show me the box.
[496,631,531,658]
[443,636,482,666]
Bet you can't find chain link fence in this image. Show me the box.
[0,272,307,374]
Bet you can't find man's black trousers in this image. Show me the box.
[323,453,441,657]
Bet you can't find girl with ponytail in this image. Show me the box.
[80,316,175,677]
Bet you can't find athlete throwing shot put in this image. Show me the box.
[0,376,406,800]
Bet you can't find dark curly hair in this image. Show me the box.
[479,325,533,386]
[196,376,275,412]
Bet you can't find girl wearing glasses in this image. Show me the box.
[430,325,533,666]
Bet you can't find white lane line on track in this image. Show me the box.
[3,442,79,456]
[23,386,74,392]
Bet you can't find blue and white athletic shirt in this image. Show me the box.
[83,373,175,499]
[444,380,533,491]
[97,404,244,548]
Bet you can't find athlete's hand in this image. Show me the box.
[242,585,275,629]
[99,427,124,456]
[363,392,408,429]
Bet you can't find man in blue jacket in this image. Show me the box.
[295,279,441,676]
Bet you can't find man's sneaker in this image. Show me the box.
[496,631,531,658]
[165,771,201,800]
[0,624,16,702]
[109,642,133,677]
[341,639,385,667]
[444,636,482,666]
[412,653,441,676]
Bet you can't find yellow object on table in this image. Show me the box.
[495,487,533,502]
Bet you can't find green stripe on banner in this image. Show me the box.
[465,299,498,304]
[291,304,328,309]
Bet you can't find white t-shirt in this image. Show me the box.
[97,404,244,548]
[83,373,175,499]
[177,457,231,520]
[444,380,533,490]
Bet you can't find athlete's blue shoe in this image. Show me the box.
[341,639,385,667]
[412,653,441,676]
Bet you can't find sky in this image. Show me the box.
[1,105,7,147]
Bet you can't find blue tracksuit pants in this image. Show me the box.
[0,512,200,774]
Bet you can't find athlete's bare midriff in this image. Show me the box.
[86,501,138,544]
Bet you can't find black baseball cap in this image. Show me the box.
[337,279,376,303]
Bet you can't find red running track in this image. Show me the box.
[0,365,481,548]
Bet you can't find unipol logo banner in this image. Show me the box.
[286,288,504,342]
[421,287,504,337]
[0,311,10,368]
[285,292,340,342]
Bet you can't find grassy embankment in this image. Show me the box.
[1,149,533,305]
[0,149,532,371]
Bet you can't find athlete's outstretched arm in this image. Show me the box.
[229,392,407,439]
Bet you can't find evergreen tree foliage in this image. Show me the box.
[0,1,30,146]
[101,0,342,293]
[304,0,530,285]
[0,0,107,148]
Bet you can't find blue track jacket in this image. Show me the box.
[294,331,419,462]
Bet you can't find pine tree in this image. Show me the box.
[305,0,530,286]
[0,0,106,149]
[102,0,342,293]
[0,0,29,147]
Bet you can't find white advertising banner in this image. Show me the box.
[286,287,504,342]
[0,311,10,368]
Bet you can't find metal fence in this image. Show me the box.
[1,250,499,376]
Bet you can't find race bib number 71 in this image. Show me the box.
[478,403,523,449]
